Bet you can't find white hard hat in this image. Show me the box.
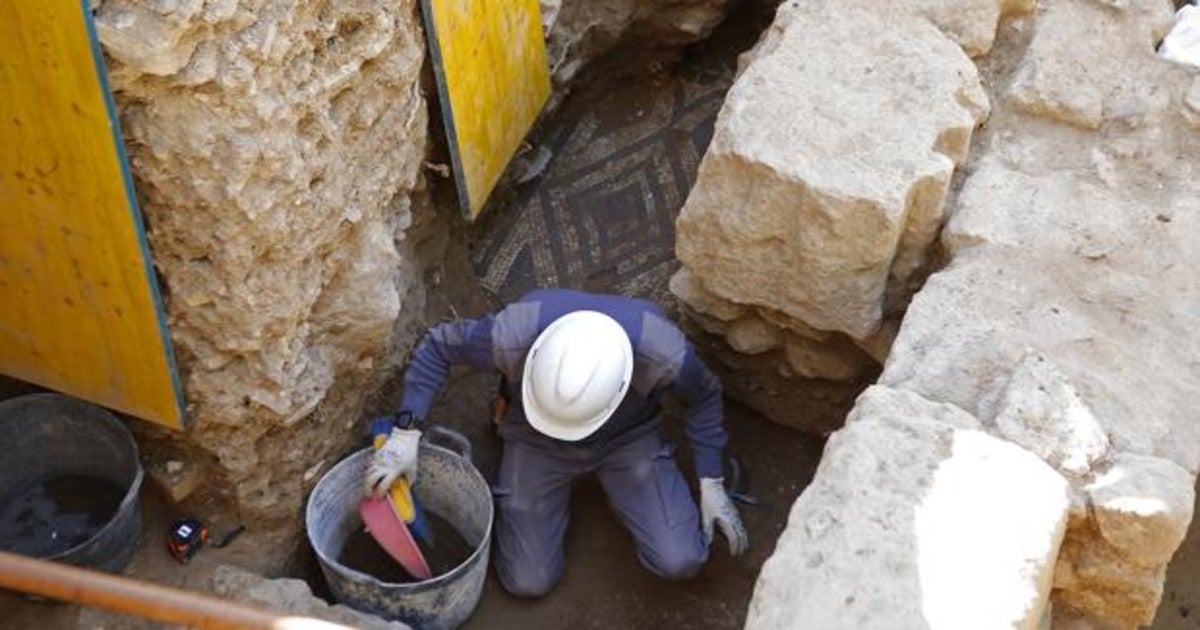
[522,310,633,441]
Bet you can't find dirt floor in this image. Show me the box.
[394,371,826,630]
[413,4,835,626]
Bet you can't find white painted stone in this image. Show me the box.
[747,388,1068,630]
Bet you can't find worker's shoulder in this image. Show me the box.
[634,309,688,362]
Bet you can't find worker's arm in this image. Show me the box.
[672,344,727,480]
[365,316,497,498]
[671,339,748,556]
[397,316,498,424]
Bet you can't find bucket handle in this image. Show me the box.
[425,426,473,461]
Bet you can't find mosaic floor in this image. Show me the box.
[469,49,739,308]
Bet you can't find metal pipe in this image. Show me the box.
[0,550,358,630]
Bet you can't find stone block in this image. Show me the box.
[676,1,989,341]
[1088,454,1195,566]
[747,387,1068,630]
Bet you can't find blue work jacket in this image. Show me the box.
[399,289,727,478]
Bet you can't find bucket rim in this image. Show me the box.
[0,393,145,562]
[306,442,494,589]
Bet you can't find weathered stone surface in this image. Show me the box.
[679,310,866,435]
[747,386,1068,630]
[677,0,991,341]
[669,267,744,322]
[95,0,434,528]
[874,0,1200,622]
[847,385,982,431]
[867,0,1036,57]
[1007,0,1175,128]
[992,352,1110,478]
[781,330,876,382]
[1054,525,1168,628]
[1088,454,1195,566]
[725,315,782,355]
[212,565,410,629]
[881,248,1200,476]
[541,0,730,86]
[745,0,1200,625]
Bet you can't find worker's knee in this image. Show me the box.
[643,539,707,580]
[496,561,562,598]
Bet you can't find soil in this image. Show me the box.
[407,371,826,630]
[338,511,474,582]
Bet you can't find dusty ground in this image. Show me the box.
[378,371,826,630]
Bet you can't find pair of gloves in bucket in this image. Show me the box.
[364,416,749,556]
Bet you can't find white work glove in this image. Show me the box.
[700,477,749,556]
[364,428,421,499]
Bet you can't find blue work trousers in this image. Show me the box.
[491,431,708,597]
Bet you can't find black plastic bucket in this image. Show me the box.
[0,394,143,572]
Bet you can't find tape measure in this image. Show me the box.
[166,518,245,564]
[166,518,208,564]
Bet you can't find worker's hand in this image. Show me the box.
[699,477,749,556]
[364,427,421,499]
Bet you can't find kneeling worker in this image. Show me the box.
[364,289,748,597]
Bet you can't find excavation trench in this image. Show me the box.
[332,3,854,626]
[0,2,864,628]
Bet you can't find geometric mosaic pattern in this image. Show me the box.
[470,59,736,309]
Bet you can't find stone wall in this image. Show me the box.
[94,0,434,534]
[680,0,1200,627]
[673,0,1032,430]
[90,0,736,553]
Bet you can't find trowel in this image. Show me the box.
[358,496,432,581]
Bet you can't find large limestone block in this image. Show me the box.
[880,248,1200,625]
[1006,0,1175,129]
[1053,526,1169,628]
[747,386,1068,630]
[946,158,1200,279]
[676,1,990,340]
[849,0,1035,57]
[880,248,1200,475]
[95,0,432,524]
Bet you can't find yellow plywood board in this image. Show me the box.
[0,1,184,427]
[423,0,551,219]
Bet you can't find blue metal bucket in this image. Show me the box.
[306,427,492,630]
